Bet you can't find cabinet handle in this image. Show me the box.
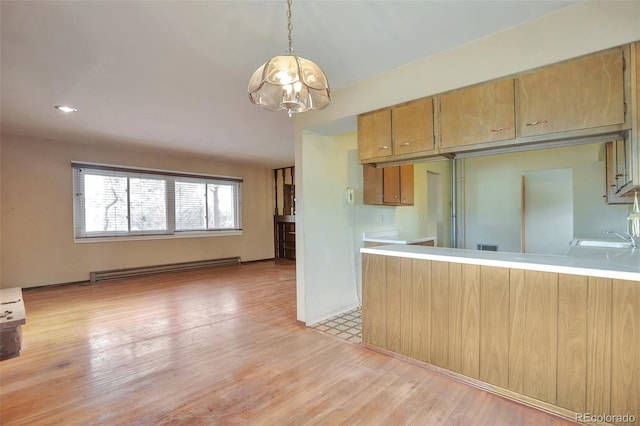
[400,142,412,147]
[490,126,509,132]
[526,120,548,126]
[378,145,389,150]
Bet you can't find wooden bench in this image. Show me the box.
[0,287,26,360]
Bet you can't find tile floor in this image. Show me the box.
[309,308,362,344]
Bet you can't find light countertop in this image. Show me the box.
[360,244,640,282]
[362,230,436,245]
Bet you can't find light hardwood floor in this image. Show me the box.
[0,260,576,425]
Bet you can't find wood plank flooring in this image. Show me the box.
[0,260,576,425]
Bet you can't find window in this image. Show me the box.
[72,163,242,240]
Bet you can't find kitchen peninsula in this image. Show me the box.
[361,244,640,425]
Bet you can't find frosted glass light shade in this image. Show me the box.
[248,54,331,117]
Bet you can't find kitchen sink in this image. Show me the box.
[571,239,632,249]
[566,239,639,269]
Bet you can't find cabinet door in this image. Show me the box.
[382,166,401,204]
[392,98,435,156]
[517,48,625,138]
[440,79,515,149]
[611,279,640,423]
[358,109,392,161]
[605,140,634,204]
[382,165,414,205]
[362,164,384,205]
[399,164,414,205]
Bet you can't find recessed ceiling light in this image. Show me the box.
[54,105,77,113]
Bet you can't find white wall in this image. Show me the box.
[463,143,631,253]
[294,1,640,322]
[299,131,452,324]
[0,134,275,288]
[299,131,360,324]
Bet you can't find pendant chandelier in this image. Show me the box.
[248,0,331,117]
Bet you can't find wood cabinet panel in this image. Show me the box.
[479,266,510,388]
[605,141,635,204]
[448,264,480,379]
[611,279,640,423]
[511,270,559,404]
[557,274,588,413]
[358,109,392,161]
[362,164,384,205]
[392,97,435,155]
[381,166,414,205]
[399,164,414,205]
[364,164,414,206]
[383,166,401,204]
[411,259,431,363]
[508,269,526,393]
[448,263,463,373]
[521,271,558,404]
[400,258,414,357]
[586,277,612,415]
[362,254,387,348]
[517,48,625,137]
[430,261,450,369]
[362,254,640,422]
[385,257,402,353]
[440,79,516,148]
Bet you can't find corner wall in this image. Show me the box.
[0,134,274,288]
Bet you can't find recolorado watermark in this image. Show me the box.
[575,412,636,423]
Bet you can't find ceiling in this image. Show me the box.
[1,1,578,168]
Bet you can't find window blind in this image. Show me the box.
[72,163,242,239]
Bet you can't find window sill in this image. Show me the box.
[74,230,242,244]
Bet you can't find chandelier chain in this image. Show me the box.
[286,0,293,54]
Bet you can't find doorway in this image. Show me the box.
[427,171,444,247]
[522,168,573,255]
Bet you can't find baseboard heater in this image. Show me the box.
[89,257,241,282]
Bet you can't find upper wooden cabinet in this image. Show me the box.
[358,109,392,161]
[517,47,626,138]
[363,164,414,206]
[392,98,435,156]
[604,140,634,204]
[440,79,516,149]
[357,43,635,165]
[358,98,435,163]
[383,164,414,205]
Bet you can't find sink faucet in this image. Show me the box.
[606,230,638,249]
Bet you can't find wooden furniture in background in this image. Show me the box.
[274,215,295,260]
[273,167,296,260]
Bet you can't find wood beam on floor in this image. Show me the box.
[0,260,576,425]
